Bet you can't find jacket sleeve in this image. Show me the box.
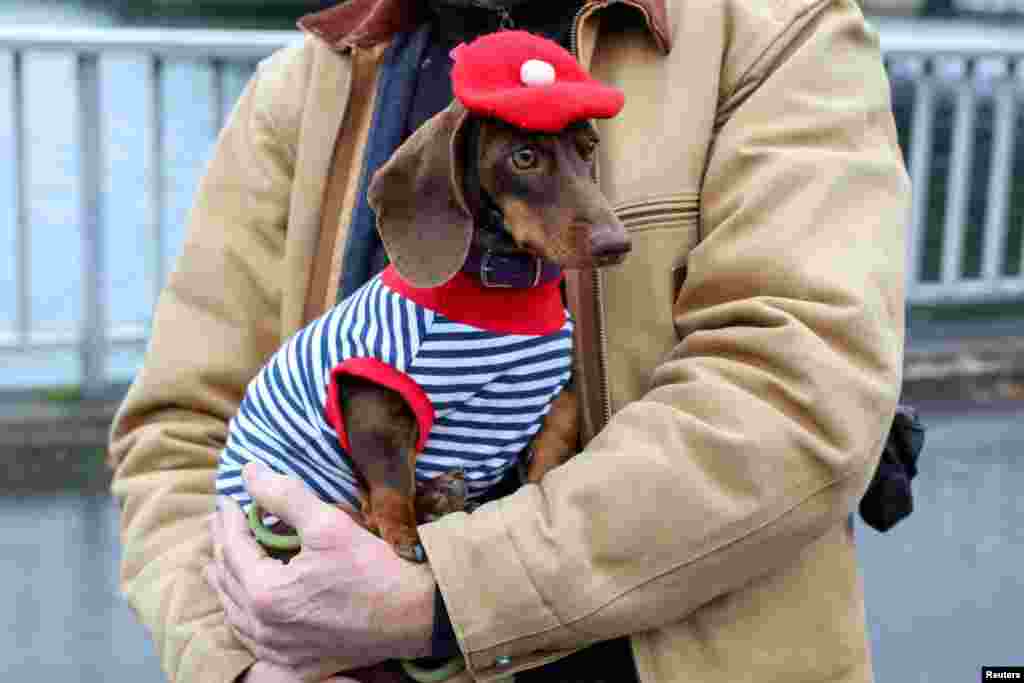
[418,0,910,677]
[107,42,309,683]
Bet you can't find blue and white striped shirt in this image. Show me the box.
[217,265,574,515]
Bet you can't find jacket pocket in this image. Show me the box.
[614,192,700,300]
[601,192,700,410]
[615,192,700,233]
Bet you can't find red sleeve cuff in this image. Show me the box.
[324,357,435,454]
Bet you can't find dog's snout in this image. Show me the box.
[592,235,631,258]
[588,223,631,266]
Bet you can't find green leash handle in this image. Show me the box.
[247,503,301,551]
[401,658,514,683]
[246,503,493,682]
[400,657,468,682]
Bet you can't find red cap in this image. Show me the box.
[451,31,625,133]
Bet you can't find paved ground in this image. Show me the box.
[2,493,163,682]
[858,399,1024,683]
[2,399,1022,682]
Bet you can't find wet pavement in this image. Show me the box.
[2,400,1022,682]
[858,400,1024,682]
[3,492,164,682]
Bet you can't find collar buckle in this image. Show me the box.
[479,251,543,288]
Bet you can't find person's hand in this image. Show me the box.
[206,462,436,681]
[238,661,360,683]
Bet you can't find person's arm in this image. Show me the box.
[108,41,314,683]
[418,0,910,676]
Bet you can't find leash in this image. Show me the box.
[248,504,301,551]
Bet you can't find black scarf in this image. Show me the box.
[425,0,584,50]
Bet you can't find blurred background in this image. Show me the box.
[1,1,1023,681]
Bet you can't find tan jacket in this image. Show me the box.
[108,0,910,680]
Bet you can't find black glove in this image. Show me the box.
[859,404,926,533]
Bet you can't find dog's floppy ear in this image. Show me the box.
[368,100,474,289]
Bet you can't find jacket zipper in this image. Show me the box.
[591,261,612,428]
[570,1,614,431]
[568,3,590,63]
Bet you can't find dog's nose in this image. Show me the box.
[590,229,631,266]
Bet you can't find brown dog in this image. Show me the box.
[332,99,631,563]
[247,99,628,565]
[239,98,629,683]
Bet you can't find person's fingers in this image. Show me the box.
[202,561,220,596]
[206,552,258,634]
[211,507,229,573]
[242,462,342,543]
[208,511,224,578]
[204,562,239,627]
[204,563,262,651]
[203,563,246,635]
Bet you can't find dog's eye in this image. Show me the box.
[510,147,539,171]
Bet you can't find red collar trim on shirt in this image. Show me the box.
[380,265,566,335]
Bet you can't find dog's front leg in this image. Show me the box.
[337,376,424,562]
[526,379,580,484]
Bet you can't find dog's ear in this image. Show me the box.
[368,100,474,288]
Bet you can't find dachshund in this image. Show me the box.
[219,97,629,570]
[344,99,631,559]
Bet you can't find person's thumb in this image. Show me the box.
[242,461,344,541]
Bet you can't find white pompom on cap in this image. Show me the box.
[520,59,556,87]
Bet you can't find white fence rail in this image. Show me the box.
[1,26,296,396]
[2,19,1024,394]
[877,18,1024,305]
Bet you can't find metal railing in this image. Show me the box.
[1,19,1024,393]
[1,26,297,396]
[877,17,1024,305]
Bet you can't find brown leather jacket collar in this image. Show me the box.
[297,0,670,54]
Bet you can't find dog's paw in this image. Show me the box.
[377,519,425,563]
[395,541,427,564]
[415,470,467,523]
